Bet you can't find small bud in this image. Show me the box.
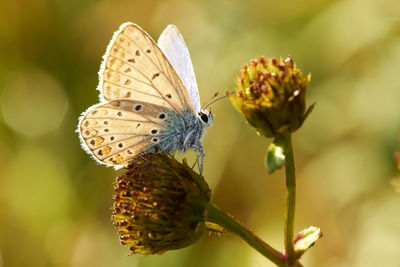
[205,222,227,235]
[229,56,313,138]
[112,153,211,255]
[294,226,322,258]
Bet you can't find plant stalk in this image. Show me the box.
[280,134,297,264]
[207,203,288,267]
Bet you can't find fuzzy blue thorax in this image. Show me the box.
[146,106,209,173]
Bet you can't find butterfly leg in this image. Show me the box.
[137,154,150,162]
[191,154,201,172]
[192,142,205,174]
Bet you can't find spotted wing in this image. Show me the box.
[98,22,194,113]
[158,25,201,112]
[78,100,169,167]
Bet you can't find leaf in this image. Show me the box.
[265,142,285,173]
[298,102,316,128]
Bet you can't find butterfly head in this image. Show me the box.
[198,110,213,127]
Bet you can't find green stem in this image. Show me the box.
[207,203,288,267]
[280,134,296,264]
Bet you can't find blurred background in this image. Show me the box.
[0,0,399,266]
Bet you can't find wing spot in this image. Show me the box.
[92,110,98,115]
[110,136,115,141]
[152,73,160,80]
[104,129,110,132]
[124,91,132,98]
[95,136,104,146]
[134,104,142,111]
[124,68,132,73]
[124,79,131,86]
[152,138,159,143]
[115,154,123,163]
[151,129,158,134]
[98,109,108,116]
[85,129,98,137]
[83,121,89,127]
[158,113,166,120]
[136,123,141,128]
[117,111,123,116]
[104,121,108,125]
[118,143,123,148]
[127,150,133,154]
[90,140,95,146]
[146,49,151,53]
[166,93,172,99]
[102,146,111,156]
[135,50,140,56]
[128,58,135,63]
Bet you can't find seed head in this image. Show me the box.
[112,153,210,255]
[229,56,313,138]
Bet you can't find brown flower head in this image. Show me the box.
[229,56,313,138]
[112,153,210,256]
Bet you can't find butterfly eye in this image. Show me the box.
[200,113,208,124]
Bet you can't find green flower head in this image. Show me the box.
[229,56,313,138]
[112,153,211,256]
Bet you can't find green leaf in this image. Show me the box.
[298,102,316,128]
[265,143,285,173]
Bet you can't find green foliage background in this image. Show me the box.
[0,0,399,266]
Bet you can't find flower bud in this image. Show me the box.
[294,226,322,258]
[112,153,210,255]
[229,56,313,138]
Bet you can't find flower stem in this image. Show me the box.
[207,203,288,267]
[280,134,297,264]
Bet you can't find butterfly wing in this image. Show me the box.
[158,25,201,112]
[79,100,170,167]
[98,22,195,113]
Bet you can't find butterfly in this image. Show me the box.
[78,22,212,174]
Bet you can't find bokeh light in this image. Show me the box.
[1,68,68,136]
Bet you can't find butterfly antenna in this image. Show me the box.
[202,91,236,110]
[201,91,219,110]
